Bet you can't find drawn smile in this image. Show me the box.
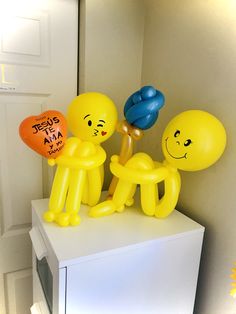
[165,138,187,159]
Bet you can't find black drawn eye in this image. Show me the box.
[97,119,105,127]
[88,120,92,126]
[174,130,180,137]
[184,139,192,146]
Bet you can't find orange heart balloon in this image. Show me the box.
[19,110,67,159]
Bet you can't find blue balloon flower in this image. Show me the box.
[124,86,165,130]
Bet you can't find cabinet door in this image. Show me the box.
[31,253,50,314]
[32,252,66,314]
[66,232,203,314]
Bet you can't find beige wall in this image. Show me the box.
[81,1,236,313]
[79,0,145,185]
[141,1,236,313]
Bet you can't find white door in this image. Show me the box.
[0,1,78,313]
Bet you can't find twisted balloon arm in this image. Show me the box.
[54,147,106,170]
[110,154,169,184]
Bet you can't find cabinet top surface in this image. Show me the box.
[32,196,204,266]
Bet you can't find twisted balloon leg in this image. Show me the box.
[125,183,137,207]
[155,169,181,218]
[44,165,70,223]
[55,168,85,226]
[87,166,103,206]
[140,183,158,216]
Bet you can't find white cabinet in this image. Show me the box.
[30,197,204,314]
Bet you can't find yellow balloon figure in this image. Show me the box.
[43,92,117,226]
[230,263,236,298]
[90,110,226,219]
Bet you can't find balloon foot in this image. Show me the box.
[89,200,117,218]
[43,211,56,222]
[69,213,81,226]
[55,212,81,227]
[125,198,134,207]
[116,204,125,212]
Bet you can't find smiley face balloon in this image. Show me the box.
[89,109,226,219]
[162,110,227,171]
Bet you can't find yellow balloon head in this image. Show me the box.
[162,110,226,171]
[67,92,118,144]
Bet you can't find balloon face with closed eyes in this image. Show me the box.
[67,92,118,144]
[162,110,226,171]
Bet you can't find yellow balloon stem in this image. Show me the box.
[108,122,143,197]
[119,134,133,164]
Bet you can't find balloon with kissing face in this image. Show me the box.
[44,92,118,227]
